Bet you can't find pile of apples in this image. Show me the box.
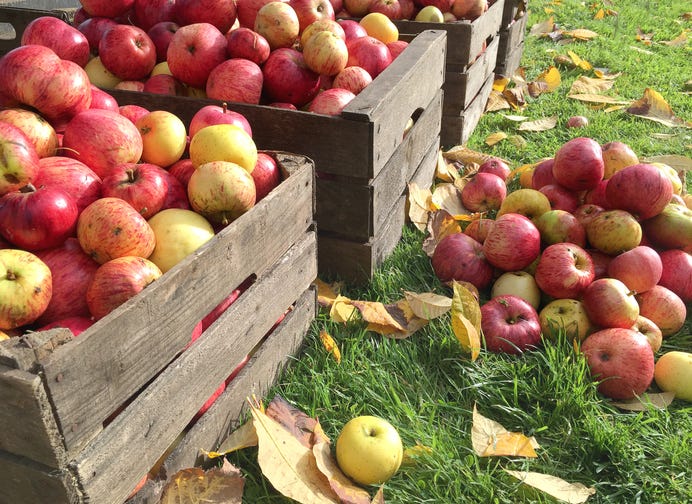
[431,137,691,402]
[7,0,427,117]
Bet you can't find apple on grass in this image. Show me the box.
[335,415,403,486]
[601,141,639,179]
[539,184,580,214]
[478,157,511,181]
[606,163,673,220]
[584,209,642,256]
[534,242,594,300]
[496,188,551,221]
[463,218,494,244]
[431,232,493,290]
[0,249,53,330]
[481,295,542,354]
[539,299,592,342]
[580,328,654,400]
[658,249,692,302]
[582,278,639,329]
[552,137,604,191]
[635,285,686,338]
[630,315,663,353]
[490,271,541,309]
[460,172,507,212]
[654,351,692,402]
[641,203,692,251]
[534,209,586,247]
[531,158,556,189]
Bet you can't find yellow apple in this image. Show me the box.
[151,61,173,77]
[539,298,593,342]
[84,56,122,89]
[415,6,445,23]
[654,351,692,401]
[136,110,187,167]
[184,86,207,99]
[491,271,541,309]
[650,162,683,195]
[0,329,10,341]
[336,415,403,486]
[189,124,258,173]
[497,188,552,221]
[147,209,215,273]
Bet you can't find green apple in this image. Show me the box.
[539,298,592,342]
[84,56,122,88]
[415,6,445,22]
[490,271,541,309]
[641,203,692,251]
[585,209,642,255]
[496,188,551,221]
[0,249,53,330]
[335,415,403,486]
[147,209,215,273]
[654,351,692,401]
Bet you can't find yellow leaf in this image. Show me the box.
[627,88,692,128]
[421,209,462,257]
[567,50,592,70]
[451,313,481,361]
[594,8,604,19]
[407,182,433,231]
[312,439,371,504]
[435,150,459,182]
[314,278,342,308]
[642,154,692,173]
[530,16,555,36]
[485,131,508,146]
[451,281,481,331]
[401,442,433,466]
[661,30,688,47]
[564,28,599,40]
[611,391,676,411]
[319,330,341,364]
[471,404,540,458]
[330,295,357,324]
[568,93,630,104]
[206,420,258,459]
[354,299,428,339]
[352,300,405,331]
[485,89,512,112]
[431,183,469,217]
[370,486,385,504]
[451,281,482,360]
[403,291,452,320]
[517,116,558,132]
[501,114,528,122]
[604,105,626,113]
[443,146,499,167]
[493,77,510,91]
[160,460,245,504]
[536,66,561,92]
[568,76,614,95]
[504,470,596,503]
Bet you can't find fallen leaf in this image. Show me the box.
[518,116,558,132]
[312,436,371,504]
[160,460,245,504]
[485,90,512,112]
[435,150,459,182]
[371,487,385,504]
[508,135,528,149]
[330,295,357,324]
[493,76,510,92]
[641,154,692,173]
[627,88,692,128]
[504,470,596,503]
[319,330,341,364]
[501,114,528,122]
[266,395,321,449]
[564,28,599,40]
[485,132,508,146]
[530,16,555,36]
[451,281,481,360]
[502,87,527,109]
[636,27,653,46]
[536,66,561,92]
[404,291,452,320]
[401,442,433,466]
[567,50,592,70]
[568,76,614,95]
[407,182,434,231]
[352,299,428,339]
[315,278,342,308]
[421,209,462,256]
[206,420,258,459]
[431,183,469,217]
[611,391,676,411]
[660,30,688,47]
[471,404,540,458]
[443,146,498,167]
[568,94,629,104]
[250,400,340,504]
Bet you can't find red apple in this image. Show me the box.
[607,246,662,294]
[483,213,541,271]
[460,172,507,212]
[168,159,196,188]
[481,295,542,354]
[635,285,686,337]
[143,74,184,95]
[581,328,654,400]
[658,249,692,302]
[21,16,91,67]
[77,16,119,54]
[134,0,177,32]
[566,115,589,128]
[307,88,356,115]
[431,232,493,290]
[630,315,663,353]
[534,209,586,247]
[262,47,321,107]
[386,40,408,59]
[237,0,288,28]
[582,179,610,209]
[477,157,511,181]
[86,256,162,320]
[226,27,271,65]
[37,316,94,337]
[0,122,40,196]
[573,203,604,229]
[552,137,604,191]
[539,184,580,214]
[166,22,228,89]
[254,1,300,50]
[98,24,157,80]
[530,158,556,189]
[584,209,642,256]
[0,249,53,330]
[119,104,150,124]
[157,168,191,210]
[346,35,392,79]
[80,0,135,18]
[588,249,612,280]
[174,0,238,33]
[206,58,264,104]
[641,203,692,251]
[606,163,673,220]
[35,156,103,213]
[463,218,494,245]
[290,0,335,32]
[0,108,59,159]
[337,19,368,41]
[189,104,253,139]
[582,278,639,329]
[342,0,371,16]
[370,0,403,18]
[147,21,180,62]
[101,163,169,219]
[534,242,594,299]
[332,65,372,94]
[89,85,120,112]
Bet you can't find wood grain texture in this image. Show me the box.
[0,450,79,504]
[441,72,495,148]
[495,13,527,76]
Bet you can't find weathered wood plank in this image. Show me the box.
[0,450,79,504]
[501,0,528,28]
[441,72,495,148]
[496,12,527,62]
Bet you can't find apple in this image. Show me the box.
[415,5,445,22]
[143,72,184,96]
[174,0,238,33]
[0,108,58,159]
[147,21,180,63]
[307,88,356,115]
[630,315,663,353]
[606,163,673,220]
[0,128,40,197]
[0,184,78,251]
[167,22,228,89]
[343,0,372,16]
[585,209,642,256]
[168,159,196,189]
[658,249,692,302]
[399,0,416,19]
[158,167,191,211]
[588,249,612,280]
[237,0,286,28]
[226,27,271,65]
[0,249,53,330]
[21,16,91,67]
[101,163,169,219]
[601,141,639,179]
[606,246,662,294]
[335,415,403,486]
[37,316,94,337]
[539,184,580,214]
[580,328,654,400]
[86,256,162,320]
[80,0,134,18]
[431,232,493,289]
[463,217,494,244]
[460,173,507,212]
[346,35,393,79]
[534,209,586,247]
[262,47,321,107]
[539,299,592,342]
[206,58,264,104]
[187,161,257,226]
[573,203,604,230]
[303,30,349,76]
[654,351,692,402]
[77,197,157,264]
[635,285,686,337]
[477,157,511,181]
[483,213,541,272]
[77,17,119,54]
[337,19,368,41]
[290,0,335,32]
[189,105,252,140]
[136,110,188,168]
[134,0,177,32]
[582,278,639,329]
[35,237,99,325]
[451,0,487,19]
[530,158,556,189]
[98,24,157,81]
[300,18,345,46]
[552,137,604,191]
[481,295,542,354]
[332,66,372,95]
[147,208,215,273]
[62,108,143,179]
[189,124,258,173]
[84,56,122,89]
[535,243,594,299]
[641,203,692,251]
[370,0,403,18]
[490,271,541,309]
[89,85,120,112]
[150,61,173,76]
[566,115,589,128]
[496,188,551,221]
[650,162,683,195]
[582,179,610,209]
[35,156,102,213]
[255,2,300,50]
[250,153,282,202]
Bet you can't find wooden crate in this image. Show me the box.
[495,8,528,77]
[501,0,528,28]
[0,152,317,504]
[441,71,495,147]
[0,5,73,55]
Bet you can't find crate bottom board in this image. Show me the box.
[441,72,495,148]
[317,139,439,284]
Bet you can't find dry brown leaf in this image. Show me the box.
[611,391,676,411]
[568,93,629,104]
[485,132,508,146]
[536,66,561,92]
[636,27,654,45]
[503,87,527,109]
[206,420,258,459]
[443,146,498,167]
[504,470,596,503]
[485,89,512,112]
[517,116,558,132]
[319,330,341,364]
[250,400,340,504]
[660,30,688,47]
[407,182,433,231]
[564,28,599,40]
[352,300,406,332]
[160,460,245,504]
[421,209,462,256]
[431,183,468,217]
[312,438,371,504]
[501,114,528,122]
[451,281,481,360]
[330,295,357,324]
[353,299,428,339]
[569,76,614,95]
[435,150,459,182]
[266,395,321,449]
[315,278,342,308]
[471,404,540,458]
[530,16,555,36]
[627,88,692,128]
[403,291,452,320]
[371,487,385,504]
[642,154,692,173]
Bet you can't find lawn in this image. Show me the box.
[226,1,692,502]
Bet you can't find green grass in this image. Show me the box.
[225,1,692,502]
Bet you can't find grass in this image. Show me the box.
[224,1,692,502]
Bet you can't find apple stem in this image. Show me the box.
[222,102,228,114]
[19,183,36,193]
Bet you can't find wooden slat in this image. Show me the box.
[496,12,527,62]
[495,41,524,79]
[501,0,528,28]
[39,157,314,457]
[0,450,79,504]
[441,72,495,148]
[73,232,317,504]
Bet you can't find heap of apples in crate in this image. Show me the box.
[431,138,691,402]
